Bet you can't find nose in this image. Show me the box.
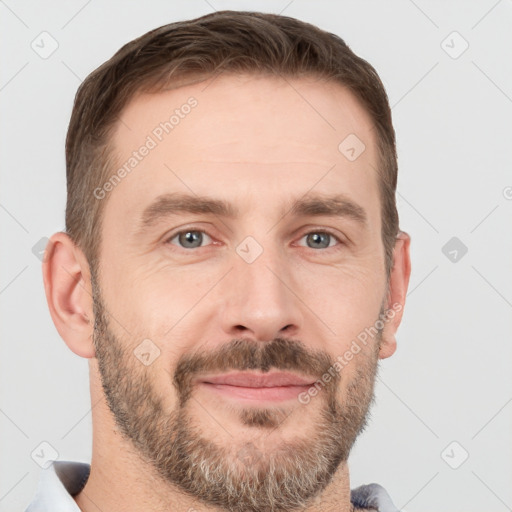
[220,246,303,343]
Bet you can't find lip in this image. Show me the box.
[196,371,317,402]
[200,371,316,387]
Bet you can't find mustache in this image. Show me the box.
[172,337,338,405]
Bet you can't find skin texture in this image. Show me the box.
[43,74,411,512]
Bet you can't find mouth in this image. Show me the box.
[196,371,317,402]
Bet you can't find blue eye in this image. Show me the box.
[299,231,341,250]
[168,230,213,249]
[166,229,343,252]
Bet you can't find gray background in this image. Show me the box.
[1,1,511,511]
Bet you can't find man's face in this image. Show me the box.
[92,74,391,510]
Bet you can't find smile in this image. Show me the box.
[197,371,317,402]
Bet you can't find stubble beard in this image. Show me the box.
[91,274,381,511]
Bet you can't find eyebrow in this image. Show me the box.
[137,192,367,233]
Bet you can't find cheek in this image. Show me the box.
[100,253,212,334]
[100,226,386,354]
[293,261,386,344]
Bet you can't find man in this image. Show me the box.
[27,9,411,512]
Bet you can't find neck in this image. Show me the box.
[76,369,358,512]
[75,412,356,512]
[75,454,356,512]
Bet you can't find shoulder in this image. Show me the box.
[351,483,401,512]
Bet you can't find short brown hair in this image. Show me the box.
[65,10,399,278]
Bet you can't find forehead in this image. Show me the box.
[114,73,377,159]
[104,74,381,230]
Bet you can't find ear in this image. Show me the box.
[42,232,95,358]
[379,231,411,359]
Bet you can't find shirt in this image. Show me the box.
[25,461,401,511]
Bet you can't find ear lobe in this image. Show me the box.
[379,231,411,359]
[42,232,95,358]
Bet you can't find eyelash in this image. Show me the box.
[165,228,345,252]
